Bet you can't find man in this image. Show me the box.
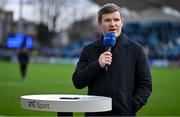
[18,46,29,82]
[72,3,152,116]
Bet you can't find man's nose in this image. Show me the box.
[110,20,115,26]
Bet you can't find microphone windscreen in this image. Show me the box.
[103,32,116,47]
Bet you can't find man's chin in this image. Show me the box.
[115,33,121,38]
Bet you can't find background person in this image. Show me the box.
[18,46,30,82]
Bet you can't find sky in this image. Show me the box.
[1,0,100,31]
[4,0,34,21]
[1,0,179,31]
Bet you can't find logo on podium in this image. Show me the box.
[28,101,49,109]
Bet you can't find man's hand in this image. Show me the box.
[98,51,112,68]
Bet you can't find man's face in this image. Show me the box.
[98,11,123,38]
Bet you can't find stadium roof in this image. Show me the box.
[125,7,180,23]
[92,0,180,12]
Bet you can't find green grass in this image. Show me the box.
[138,67,180,116]
[0,62,180,116]
[0,62,86,116]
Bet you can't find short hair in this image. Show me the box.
[97,3,124,23]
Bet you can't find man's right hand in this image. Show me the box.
[98,51,112,68]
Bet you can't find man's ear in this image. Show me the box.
[97,22,101,29]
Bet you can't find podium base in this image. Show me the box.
[57,112,73,117]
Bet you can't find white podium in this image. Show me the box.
[21,94,112,116]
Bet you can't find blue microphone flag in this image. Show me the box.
[103,32,116,47]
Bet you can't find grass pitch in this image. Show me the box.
[0,62,180,116]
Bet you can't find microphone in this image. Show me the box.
[103,32,116,70]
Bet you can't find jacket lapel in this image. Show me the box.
[112,33,129,56]
[93,37,106,54]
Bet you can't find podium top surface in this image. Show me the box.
[21,94,112,112]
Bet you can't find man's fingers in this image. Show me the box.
[104,51,112,56]
[99,51,113,68]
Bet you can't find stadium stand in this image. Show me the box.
[58,22,180,61]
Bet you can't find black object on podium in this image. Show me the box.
[57,112,73,117]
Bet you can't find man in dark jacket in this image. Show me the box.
[18,46,29,82]
[72,3,152,116]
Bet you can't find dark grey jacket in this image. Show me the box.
[72,33,152,116]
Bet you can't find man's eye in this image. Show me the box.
[114,18,120,21]
[104,19,111,22]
